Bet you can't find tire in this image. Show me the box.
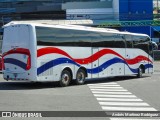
[60,70,71,87]
[75,69,86,85]
[137,67,143,78]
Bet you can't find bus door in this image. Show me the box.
[92,47,99,78]
[125,35,135,75]
[114,35,125,76]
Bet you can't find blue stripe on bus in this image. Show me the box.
[37,58,81,75]
[144,64,153,69]
[4,58,27,70]
[87,57,138,74]
[37,57,153,75]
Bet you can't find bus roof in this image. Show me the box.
[4,20,93,26]
[4,20,150,38]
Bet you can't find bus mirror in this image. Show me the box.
[151,41,158,50]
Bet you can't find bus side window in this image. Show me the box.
[92,33,115,48]
[114,34,125,48]
[125,35,133,48]
[93,33,125,48]
[133,36,150,54]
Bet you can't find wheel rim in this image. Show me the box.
[77,72,85,83]
[62,73,70,85]
[139,68,142,77]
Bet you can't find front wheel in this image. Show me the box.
[75,69,86,85]
[137,67,143,78]
[60,70,71,87]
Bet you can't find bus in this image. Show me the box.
[2,22,154,87]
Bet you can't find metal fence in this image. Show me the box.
[0,13,158,26]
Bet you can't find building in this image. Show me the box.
[0,0,62,14]
[62,0,118,20]
[62,0,153,21]
[0,0,153,21]
[0,0,65,27]
[62,0,160,45]
[0,0,159,51]
[0,0,64,48]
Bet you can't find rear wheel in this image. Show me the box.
[75,69,86,85]
[60,70,71,87]
[137,67,143,78]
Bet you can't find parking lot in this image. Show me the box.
[0,62,160,120]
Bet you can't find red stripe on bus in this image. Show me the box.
[37,47,152,65]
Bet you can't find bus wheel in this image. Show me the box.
[60,70,71,87]
[76,69,86,85]
[137,67,143,78]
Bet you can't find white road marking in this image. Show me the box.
[88,82,157,113]
[102,106,157,111]
[92,91,132,94]
[94,94,137,98]
[97,98,143,101]
[91,89,128,92]
[88,84,120,87]
[99,102,149,106]
[89,86,123,89]
[88,82,118,85]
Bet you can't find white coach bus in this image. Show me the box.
[2,22,154,86]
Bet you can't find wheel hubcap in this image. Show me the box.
[77,72,84,82]
[62,74,69,84]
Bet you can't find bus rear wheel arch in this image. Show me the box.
[60,68,72,87]
[137,65,145,78]
[75,68,87,85]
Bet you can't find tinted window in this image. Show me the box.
[114,34,125,48]
[92,32,115,47]
[36,26,125,48]
[92,33,125,48]
[133,35,150,54]
[36,26,92,47]
[125,35,133,48]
